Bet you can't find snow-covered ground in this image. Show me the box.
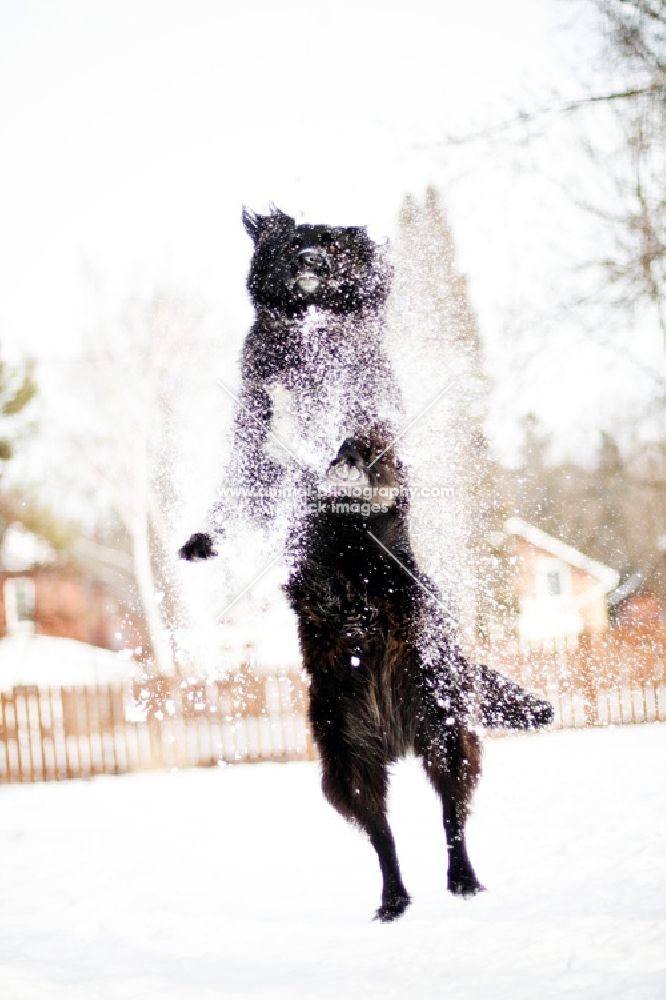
[1,724,664,1000]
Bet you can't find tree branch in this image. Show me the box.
[439,83,664,146]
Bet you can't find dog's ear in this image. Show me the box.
[242,206,264,244]
[268,203,295,227]
[242,205,295,244]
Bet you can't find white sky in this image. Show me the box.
[0,0,659,464]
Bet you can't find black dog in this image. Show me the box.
[286,429,553,921]
[180,206,400,561]
[178,208,553,920]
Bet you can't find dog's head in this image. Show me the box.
[320,427,404,521]
[242,206,392,317]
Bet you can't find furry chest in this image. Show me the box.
[264,376,361,470]
[300,572,387,660]
[260,311,397,471]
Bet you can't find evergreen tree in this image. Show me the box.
[388,187,511,644]
[0,351,36,467]
[0,349,40,543]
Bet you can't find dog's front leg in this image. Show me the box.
[365,810,412,922]
[204,383,283,534]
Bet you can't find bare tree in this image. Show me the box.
[447,1,665,346]
[67,288,212,674]
[572,1,666,340]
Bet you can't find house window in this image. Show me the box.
[4,577,36,636]
[546,570,563,597]
[537,559,571,600]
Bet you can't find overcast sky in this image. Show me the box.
[0,0,659,465]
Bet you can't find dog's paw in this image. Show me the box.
[178,532,217,561]
[447,870,486,898]
[373,891,411,922]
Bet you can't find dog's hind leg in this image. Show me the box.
[319,750,411,922]
[440,782,485,897]
[415,723,485,898]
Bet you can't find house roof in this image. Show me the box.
[607,569,654,608]
[0,523,57,573]
[0,636,136,692]
[0,523,135,594]
[504,517,620,593]
[72,537,134,590]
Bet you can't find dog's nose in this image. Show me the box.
[330,440,365,478]
[296,247,329,273]
[329,458,362,482]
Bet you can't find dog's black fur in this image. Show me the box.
[286,430,553,921]
[179,207,398,560]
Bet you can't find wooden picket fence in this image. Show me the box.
[547,682,666,729]
[474,624,666,730]
[0,669,314,784]
[2,625,666,784]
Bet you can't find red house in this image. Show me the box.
[608,570,663,628]
[0,523,143,652]
[504,517,620,649]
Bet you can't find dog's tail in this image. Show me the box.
[474,664,553,730]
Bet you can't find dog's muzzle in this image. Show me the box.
[293,247,330,293]
[326,442,369,489]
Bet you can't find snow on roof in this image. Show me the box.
[0,636,136,692]
[505,517,619,593]
[0,523,57,573]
